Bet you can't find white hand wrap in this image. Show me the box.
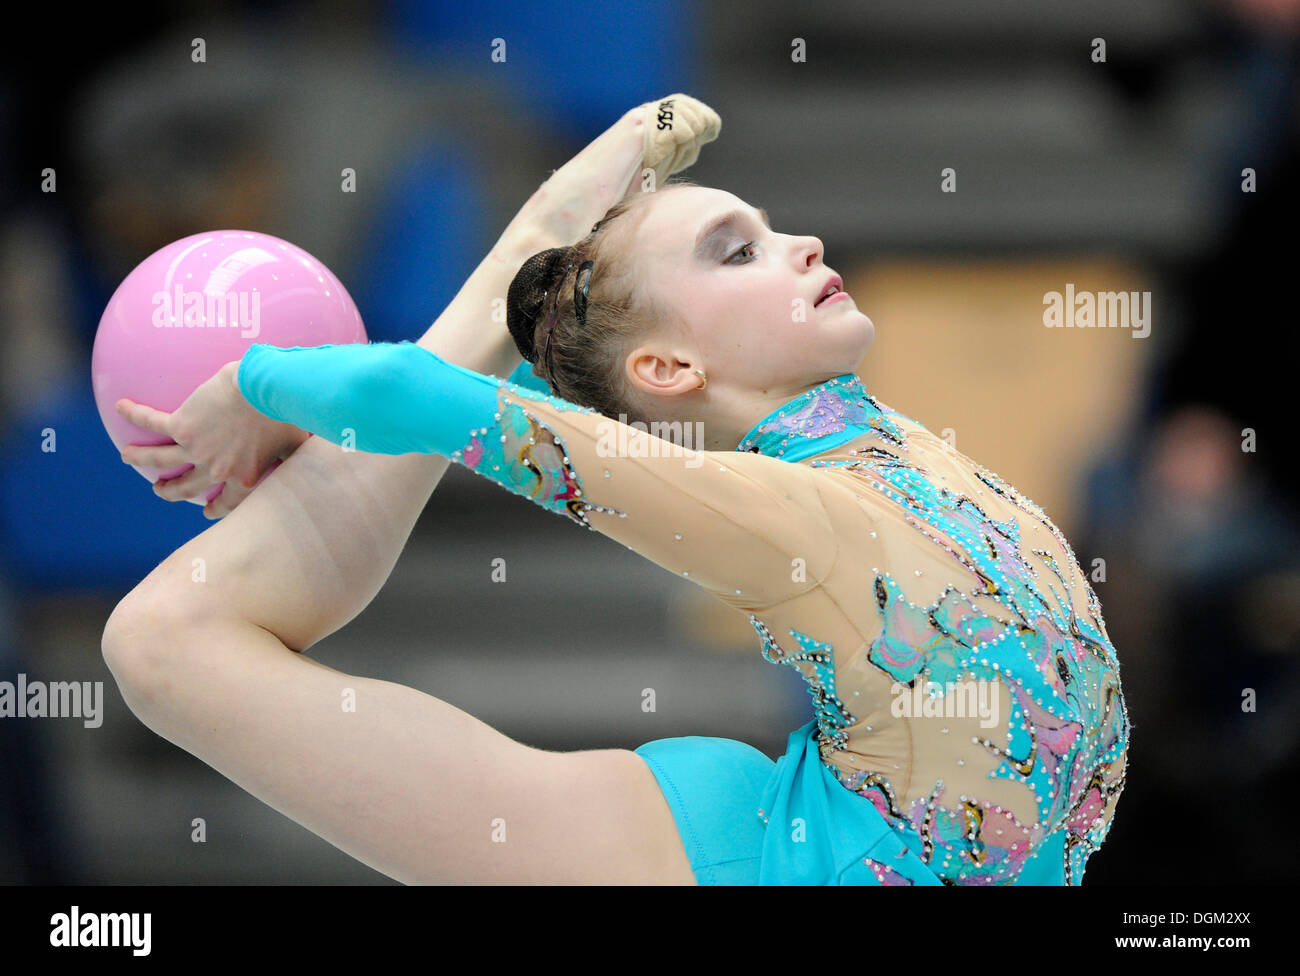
[640,93,721,187]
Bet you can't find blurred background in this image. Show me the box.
[2,0,1297,884]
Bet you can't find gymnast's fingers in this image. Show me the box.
[153,465,210,502]
[203,480,253,520]
[121,441,187,469]
[115,397,173,437]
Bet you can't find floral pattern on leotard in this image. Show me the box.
[750,620,858,756]
[739,373,1129,885]
[451,397,627,529]
[736,374,905,460]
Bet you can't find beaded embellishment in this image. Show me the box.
[451,392,626,529]
[749,620,857,756]
[738,373,1130,885]
[736,373,904,461]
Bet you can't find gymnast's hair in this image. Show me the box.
[506,177,696,426]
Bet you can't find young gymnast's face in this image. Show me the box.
[623,185,874,394]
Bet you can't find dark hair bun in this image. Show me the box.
[507,247,571,363]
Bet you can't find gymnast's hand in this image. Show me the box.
[114,361,310,520]
[507,93,721,251]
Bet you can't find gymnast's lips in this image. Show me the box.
[814,274,845,307]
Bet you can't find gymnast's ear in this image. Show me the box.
[506,247,570,363]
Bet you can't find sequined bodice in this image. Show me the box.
[735,375,1129,884]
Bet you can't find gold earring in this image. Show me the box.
[693,368,707,390]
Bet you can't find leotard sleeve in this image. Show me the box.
[237,340,839,609]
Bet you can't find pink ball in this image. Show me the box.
[92,230,367,504]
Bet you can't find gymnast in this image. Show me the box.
[104,94,1129,885]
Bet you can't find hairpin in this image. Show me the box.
[574,260,594,325]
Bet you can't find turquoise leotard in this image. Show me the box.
[237,340,1130,885]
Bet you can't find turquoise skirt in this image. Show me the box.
[635,720,1069,885]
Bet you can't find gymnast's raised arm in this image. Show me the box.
[110,98,700,652]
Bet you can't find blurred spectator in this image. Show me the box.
[1077,0,1300,883]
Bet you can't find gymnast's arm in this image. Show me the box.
[118,106,651,653]
[236,341,840,609]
